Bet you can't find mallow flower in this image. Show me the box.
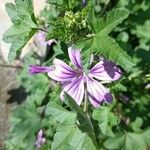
[35,130,46,149]
[29,47,121,107]
[36,31,56,46]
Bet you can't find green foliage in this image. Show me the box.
[104,129,150,150]
[79,34,134,72]
[78,8,134,72]
[52,119,97,150]
[111,82,127,92]
[17,56,50,105]
[88,8,129,34]
[130,117,143,132]
[64,93,98,147]
[45,0,90,43]
[5,100,41,150]
[92,106,118,137]
[132,20,150,47]
[45,101,97,150]
[47,0,82,11]
[46,102,76,123]
[3,0,150,149]
[47,8,88,43]
[2,0,38,62]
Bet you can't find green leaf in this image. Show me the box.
[46,100,97,150]
[97,9,129,34]
[132,20,150,45]
[2,0,38,62]
[130,117,143,132]
[79,8,134,72]
[45,102,76,123]
[142,128,150,146]
[53,41,68,56]
[111,82,127,92]
[92,106,118,137]
[78,34,134,72]
[93,34,134,72]
[87,5,98,32]
[104,131,149,150]
[104,133,126,149]
[76,39,92,72]
[88,8,129,34]
[7,101,41,149]
[51,119,97,150]
[64,93,98,147]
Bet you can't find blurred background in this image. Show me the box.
[0,0,45,148]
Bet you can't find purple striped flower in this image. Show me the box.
[47,47,121,107]
[35,130,46,149]
[29,47,121,107]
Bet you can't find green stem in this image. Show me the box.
[86,113,99,148]
[83,87,98,147]
[83,89,88,112]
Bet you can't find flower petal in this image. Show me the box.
[90,59,121,81]
[36,31,56,46]
[47,39,56,46]
[68,47,82,69]
[62,76,84,105]
[29,65,53,75]
[48,59,78,81]
[41,138,46,144]
[86,77,113,107]
[36,31,46,46]
[37,130,43,138]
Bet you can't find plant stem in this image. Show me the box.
[0,64,22,69]
[83,89,88,112]
[87,113,98,148]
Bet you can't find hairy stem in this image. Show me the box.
[83,89,88,112]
